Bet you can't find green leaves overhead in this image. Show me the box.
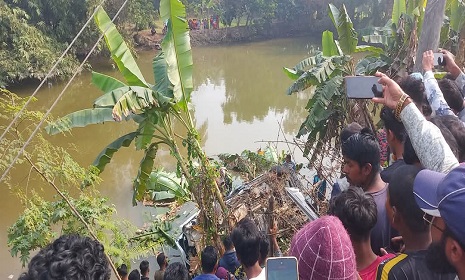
[328,4,358,55]
[297,75,344,139]
[322,31,339,57]
[45,108,114,135]
[160,0,193,111]
[91,72,127,93]
[392,0,407,26]
[92,132,138,173]
[94,7,147,87]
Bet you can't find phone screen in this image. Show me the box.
[433,53,445,66]
[266,257,298,280]
[345,76,383,99]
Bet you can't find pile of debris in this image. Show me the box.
[225,170,317,253]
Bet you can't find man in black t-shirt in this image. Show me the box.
[140,260,150,280]
[376,166,456,280]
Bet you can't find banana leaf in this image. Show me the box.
[92,71,127,93]
[133,143,158,205]
[286,58,336,95]
[160,0,193,111]
[94,7,147,87]
[152,52,174,100]
[111,87,159,121]
[92,132,138,173]
[146,170,189,202]
[283,67,301,80]
[355,45,384,55]
[322,31,339,57]
[293,53,326,71]
[392,0,407,26]
[45,108,114,135]
[135,110,159,150]
[328,4,358,55]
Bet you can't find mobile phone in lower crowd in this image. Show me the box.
[266,256,299,280]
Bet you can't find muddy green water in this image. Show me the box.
[0,36,319,277]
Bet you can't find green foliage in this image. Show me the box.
[328,3,358,55]
[45,108,115,135]
[322,31,339,56]
[92,132,139,173]
[392,0,406,26]
[145,169,190,203]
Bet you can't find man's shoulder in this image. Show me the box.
[375,252,456,280]
[193,274,220,280]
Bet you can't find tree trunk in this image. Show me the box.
[413,0,447,72]
[456,22,465,69]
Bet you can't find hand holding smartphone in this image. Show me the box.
[433,52,446,66]
[345,76,383,99]
[266,257,299,280]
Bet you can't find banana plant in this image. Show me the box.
[284,4,385,170]
[46,0,226,247]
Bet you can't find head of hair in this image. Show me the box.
[388,165,428,233]
[259,232,269,266]
[398,75,432,117]
[128,270,141,280]
[403,136,420,165]
[18,234,110,280]
[380,106,406,142]
[340,122,363,142]
[328,187,377,242]
[231,217,261,268]
[437,115,465,162]
[342,128,381,174]
[222,235,234,250]
[201,246,218,273]
[438,78,464,112]
[164,262,189,280]
[140,260,149,275]
[117,264,128,277]
[429,117,460,160]
[157,253,166,267]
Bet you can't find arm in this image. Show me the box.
[400,103,459,173]
[422,51,455,116]
[441,49,465,97]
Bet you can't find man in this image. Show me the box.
[193,246,220,280]
[376,165,455,279]
[219,236,240,274]
[329,188,394,280]
[414,164,465,280]
[155,253,168,280]
[341,128,394,254]
[289,216,358,280]
[231,217,265,280]
[117,264,129,280]
[128,270,141,280]
[164,262,189,280]
[18,234,111,280]
[380,106,407,183]
[140,260,150,280]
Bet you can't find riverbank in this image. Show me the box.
[134,18,332,50]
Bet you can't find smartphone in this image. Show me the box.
[345,76,383,99]
[433,53,446,66]
[266,257,299,280]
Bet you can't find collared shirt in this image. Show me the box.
[400,103,459,173]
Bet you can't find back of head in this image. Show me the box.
[289,216,357,280]
[380,106,406,142]
[403,136,420,165]
[437,115,465,162]
[128,269,141,280]
[341,128,381,174]
[157,253,166,268]
[328,187,377,242]
[340,122,363,142]
[438,78,464,112]
[388,165,428,233]
[18,234,110,280]
[429,117,460,160]
[201,246,218,273]
[140,260,149,275]
[231,217,261,268]
[117,264,128,278]
[164,262,188,280]
[399,74,432,117]
[222,235,234,251]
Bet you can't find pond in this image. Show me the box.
[0,36,319,277]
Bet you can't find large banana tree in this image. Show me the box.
[284,3,386,187]
[46,0,226,248]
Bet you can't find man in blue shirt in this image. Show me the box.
[219,236,240,274]
[194,246,220,280]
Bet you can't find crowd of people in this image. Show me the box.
[16,49,465,280]
[188,16,220,31]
